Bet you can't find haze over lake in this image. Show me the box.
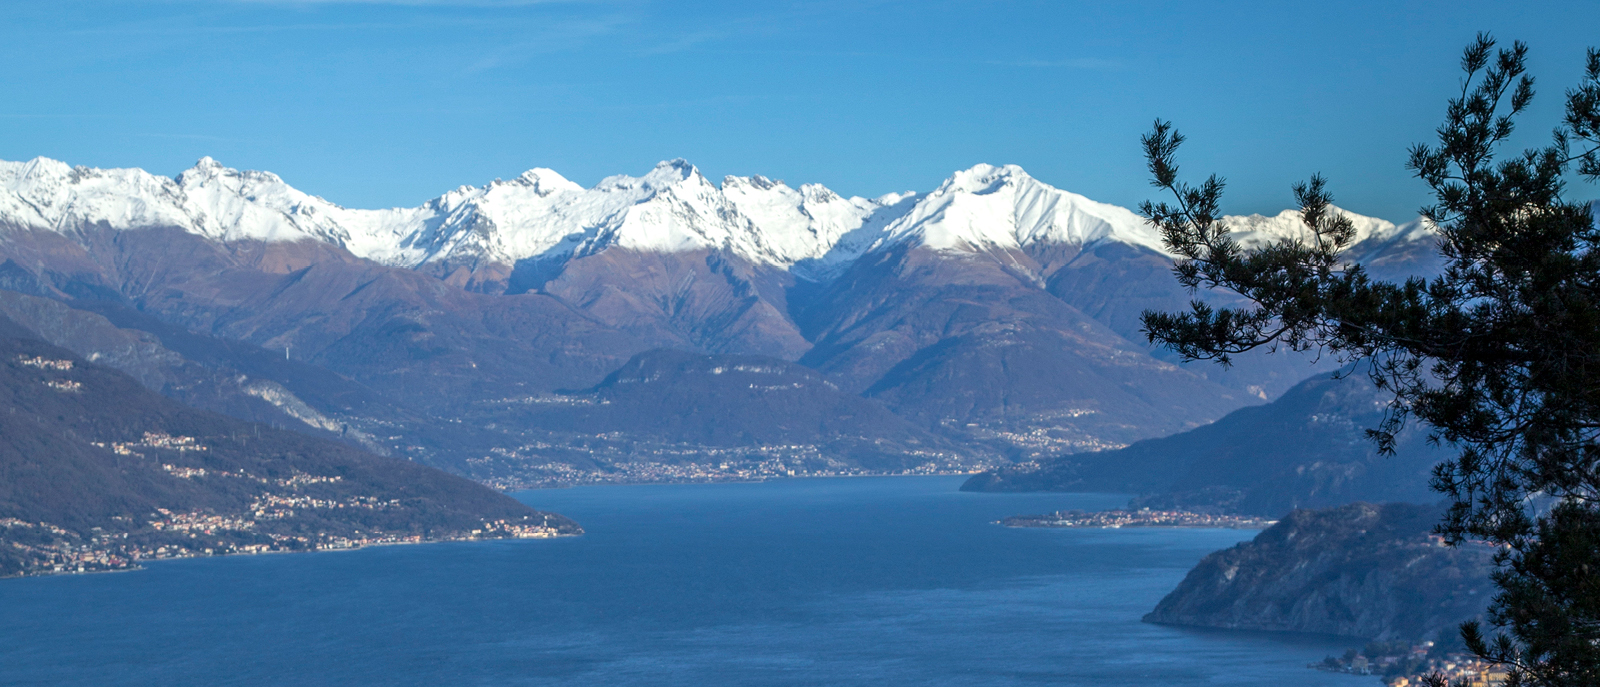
[0,476,1365,686]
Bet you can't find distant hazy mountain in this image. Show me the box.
[0,155,1446,482]
[961,372,1448,516]
[1146,502,1493,642]
[0,313,578,577]
[455,349,968,486]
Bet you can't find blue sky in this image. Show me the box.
[3,1,1597,221]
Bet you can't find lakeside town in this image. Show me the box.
[998,508,1277,529]
[0,430,574,579]
[476,452,995,491]
[1314,641,1510,687]
[1,513,571,578]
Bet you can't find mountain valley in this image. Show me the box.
[0,155,1446,485]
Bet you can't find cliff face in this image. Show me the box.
[1145,503,1494,641]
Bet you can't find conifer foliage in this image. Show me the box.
[1137,34,1600,686]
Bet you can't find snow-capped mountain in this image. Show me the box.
[873,163,1168,256]
[1226,207,1434,253]
[0,156,418,247]
[0,156,1429,283]
[1,156,890,274]
[416,160,771,268]
[720,174,916,279]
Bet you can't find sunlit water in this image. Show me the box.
[0,476,1367,686]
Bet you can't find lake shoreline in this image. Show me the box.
[0,530,582,582]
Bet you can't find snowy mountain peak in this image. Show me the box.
[645,158,702,185]
[407,159,775,267]
[878,163,1167,255]
[170,157,351,244]
[936,163,1033,196]
[3,156,72,182]
[718,173,920,278]
[0,157,214,237]
[592,159,708,195]
[509,168,582,195]
[723,174,784,192]
[1224,206,1419,251]
[799,183,842,203]
[656,157,695,172]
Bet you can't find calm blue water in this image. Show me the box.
[0,476,1367,686]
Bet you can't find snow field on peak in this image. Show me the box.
[1223,207,1421,251]
[720,174,917,275]
[174,156,419,246]
[874,163,1170,256]
[0,157,200,235]
[0,155,421,249]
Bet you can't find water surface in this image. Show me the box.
[0,476,1365,686]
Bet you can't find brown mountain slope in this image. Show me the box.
[799,244,1251,456]
[531,249,811,360]
[1040,241,1339,400]
[0,313,578,577]
[0,226,646,406]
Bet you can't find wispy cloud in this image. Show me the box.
[227,0,606,6]
[987,58,1123,70]
[137,132,259,143]
[460,15,635,72]
[0,113,121,119]
[66,20,443,36]
[638,27,730,55]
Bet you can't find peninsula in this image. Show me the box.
[998,509,1275,529]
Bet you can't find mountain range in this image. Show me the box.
[0,156,1446,483]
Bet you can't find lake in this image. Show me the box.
[0,476,1367,686]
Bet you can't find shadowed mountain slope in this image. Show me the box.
[0,227,646,406]
[1039,241,1341,400]
[962,372,1447,516]
[802,244,1251,456]
[0,287,394,447]
[1146,502,1492,642]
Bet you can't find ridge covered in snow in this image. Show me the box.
[872,163,1168,255]
[0,156,1429,278]
[1225,207,1435,252]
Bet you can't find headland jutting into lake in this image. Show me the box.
[999,508,1276,529]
